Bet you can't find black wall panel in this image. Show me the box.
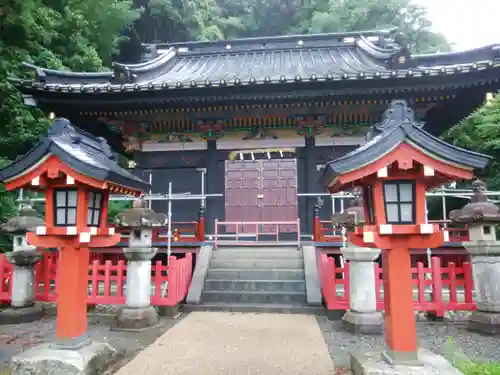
[150,168,203,222]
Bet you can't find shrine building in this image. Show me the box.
[12,27,500,237]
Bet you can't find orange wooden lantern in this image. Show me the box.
[0,118,149,349]
[320,100,491,364]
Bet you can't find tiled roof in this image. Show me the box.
[0,118,150,191]
[14,28,500,94]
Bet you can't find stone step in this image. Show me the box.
[182,302,325,315]
[210,258,303,269]
[212,251,302,260]
[213,248,301,258]
[204,279,306,293]
[216,246,299,252]
[202,290,307,304]
[207,268,305,281]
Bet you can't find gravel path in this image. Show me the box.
[317,313,500,370]
[0,307,183,374]
[115,312,334,375]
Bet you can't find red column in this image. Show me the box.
[197,217,206,241]
[382,247,418,364]
[56,246,90,347]
[313,216,322,241]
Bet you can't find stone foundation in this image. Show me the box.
[11,341,117,375]
[342,310,383,335]
[114,305,158,331]
[351,349,463,375]
[158,304,181,318]
[0,304,44,325]
[467,311,500,335]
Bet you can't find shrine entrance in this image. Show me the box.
[224,159,298,237]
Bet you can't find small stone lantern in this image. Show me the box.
[450,180,500,334]
[114,197,168,330]
[0,205,45,324]
[332,189,383,334]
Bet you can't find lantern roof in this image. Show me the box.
[449,180,500,224]
[114,197,168,228]
[331,188,365,228]
[0,205,45,234]
[0,118,149,192]
[319,100,492,191]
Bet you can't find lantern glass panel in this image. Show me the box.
[87,191,103,227]
[54,189,78,226]
[383,181,415,224]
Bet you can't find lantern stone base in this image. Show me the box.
[350,349,463,375]
[0,304,44,325]
[114,305,158,331]
[467,311,500,335]
[342,310,383,335]
[11,341,117,375]
[158,304,181,318]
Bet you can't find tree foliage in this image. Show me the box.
[0,0,451,224]
[443,94,500,190]
[0,0,140,221]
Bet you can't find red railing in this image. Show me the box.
[314,219,470,243]
[0,251,193,307]
[318,253,475,315]
[116,221,204,244]
[0,254,12,303]
[214,219,301,248]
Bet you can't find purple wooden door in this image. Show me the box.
[225,159,298,234]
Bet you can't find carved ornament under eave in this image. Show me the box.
[243,125,279,140]
[123,135,141,152]
[294,114,325,137]
[199,122,225,140]
[158,132,193,143]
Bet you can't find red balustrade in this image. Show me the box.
[318,253,476,315]
[214,219,301,247]
[0,254,12,303]
[0,251,193,307]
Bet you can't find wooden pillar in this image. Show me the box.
[55,246,90,348]
[197,206,206,241]
[382,247,418,364]
[204,140,222,236]
[298,136,316,235]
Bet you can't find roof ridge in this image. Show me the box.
[147,27,399,49]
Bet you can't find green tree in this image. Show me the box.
[0,0,140,223]
[443,94,500,190]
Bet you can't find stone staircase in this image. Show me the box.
[184,246,323,314]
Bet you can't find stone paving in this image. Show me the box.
[114,311,335,375]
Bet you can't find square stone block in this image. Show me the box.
[468,311,500,335]
[11,341,117,375]
[351,349,463,375]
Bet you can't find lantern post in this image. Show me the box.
[450,180,500,334]
[0,205,44,324]
[0,118,149,375]
[114,197,167,330]
[320,100,491,374]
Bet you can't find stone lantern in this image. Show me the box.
[450,179,500,334]
[114,197,168,329]
[0,205,45,324]
[332,189,383,334]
